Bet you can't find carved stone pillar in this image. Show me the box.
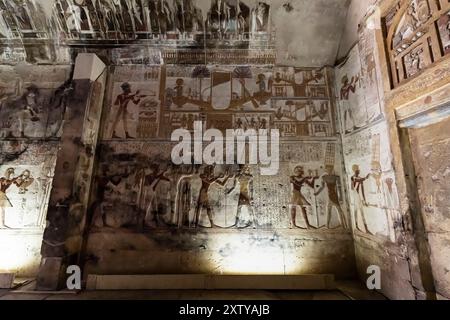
[36,54,106,290]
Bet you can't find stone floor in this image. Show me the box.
[0,280,386,300]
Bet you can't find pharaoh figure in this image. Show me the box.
[99,0,118,33]
[351,165,372,234]
[9,0,34,31]
[111,0,126,32]
[315,165,348,229]
[194,165,231,228]
[416,0,431,23]
[207,0,231,35]
[47,81,73,138]
[139,164,170,228]
[119,0,135,33]
[86,0,103,32]
[65,1,83,32]
[54,0,69,34]
[171,164,199,228]
[0,168,20,229]
[227,165,256,229]
[16,85,42,138]
[340,74,359,133]
[111,82,145,139]
[130,0,146,32]
[72,0,93,32]
[251,1,270,33]
[290,166,317,229]
[91,163,130,228]
[148,0,174,35]
[174,0,202,33]
[397,0,431,42]
[405,48,424,77]
[0,1,11,38]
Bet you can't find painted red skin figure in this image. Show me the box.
[0,168,21,229]
[351,165,372,235]
[111,82,144,139]
[194,165,231,228]
[340,75,359,133]
[290,166,317,229]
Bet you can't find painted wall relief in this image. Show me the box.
[0,1,275,65]
[0,66,73,139]
[0,142,58,229]
[0,66,71,230]
[90,141,349,232]
[0,1,273,42]
[94,64,348,234]
[335,41,383,135]
[384,0,450,86]
[104,66,160,139]
[104,65,334,140]
[342,121,401,243]
[0,0,47,38]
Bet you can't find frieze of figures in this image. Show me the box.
[103,65,335,140]
[0,77,73,139]
[0,0,274,45]
[89,141,348,231]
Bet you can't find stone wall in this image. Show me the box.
[337,0,450,300]
[0,65,72,276]
[409,117,450,299]
[80,60,356,278]
[0,0,448,300]
[0,1,358,284]
[334,11,412,299]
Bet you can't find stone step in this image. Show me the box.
[86,274,335,291]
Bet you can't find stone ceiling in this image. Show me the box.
[270,0,351,66]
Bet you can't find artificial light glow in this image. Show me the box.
[0,230,44,274]
[218,248,286,275]
[205,228,302,275]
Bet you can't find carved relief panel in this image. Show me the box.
[384,0,450,87]
[0,141,58,229]
[0,66,72,139]
[92,63,348,237]
[0,1,273,44]
[103,65,335,141]
[342,121,402,243]
[90,141,348,231]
